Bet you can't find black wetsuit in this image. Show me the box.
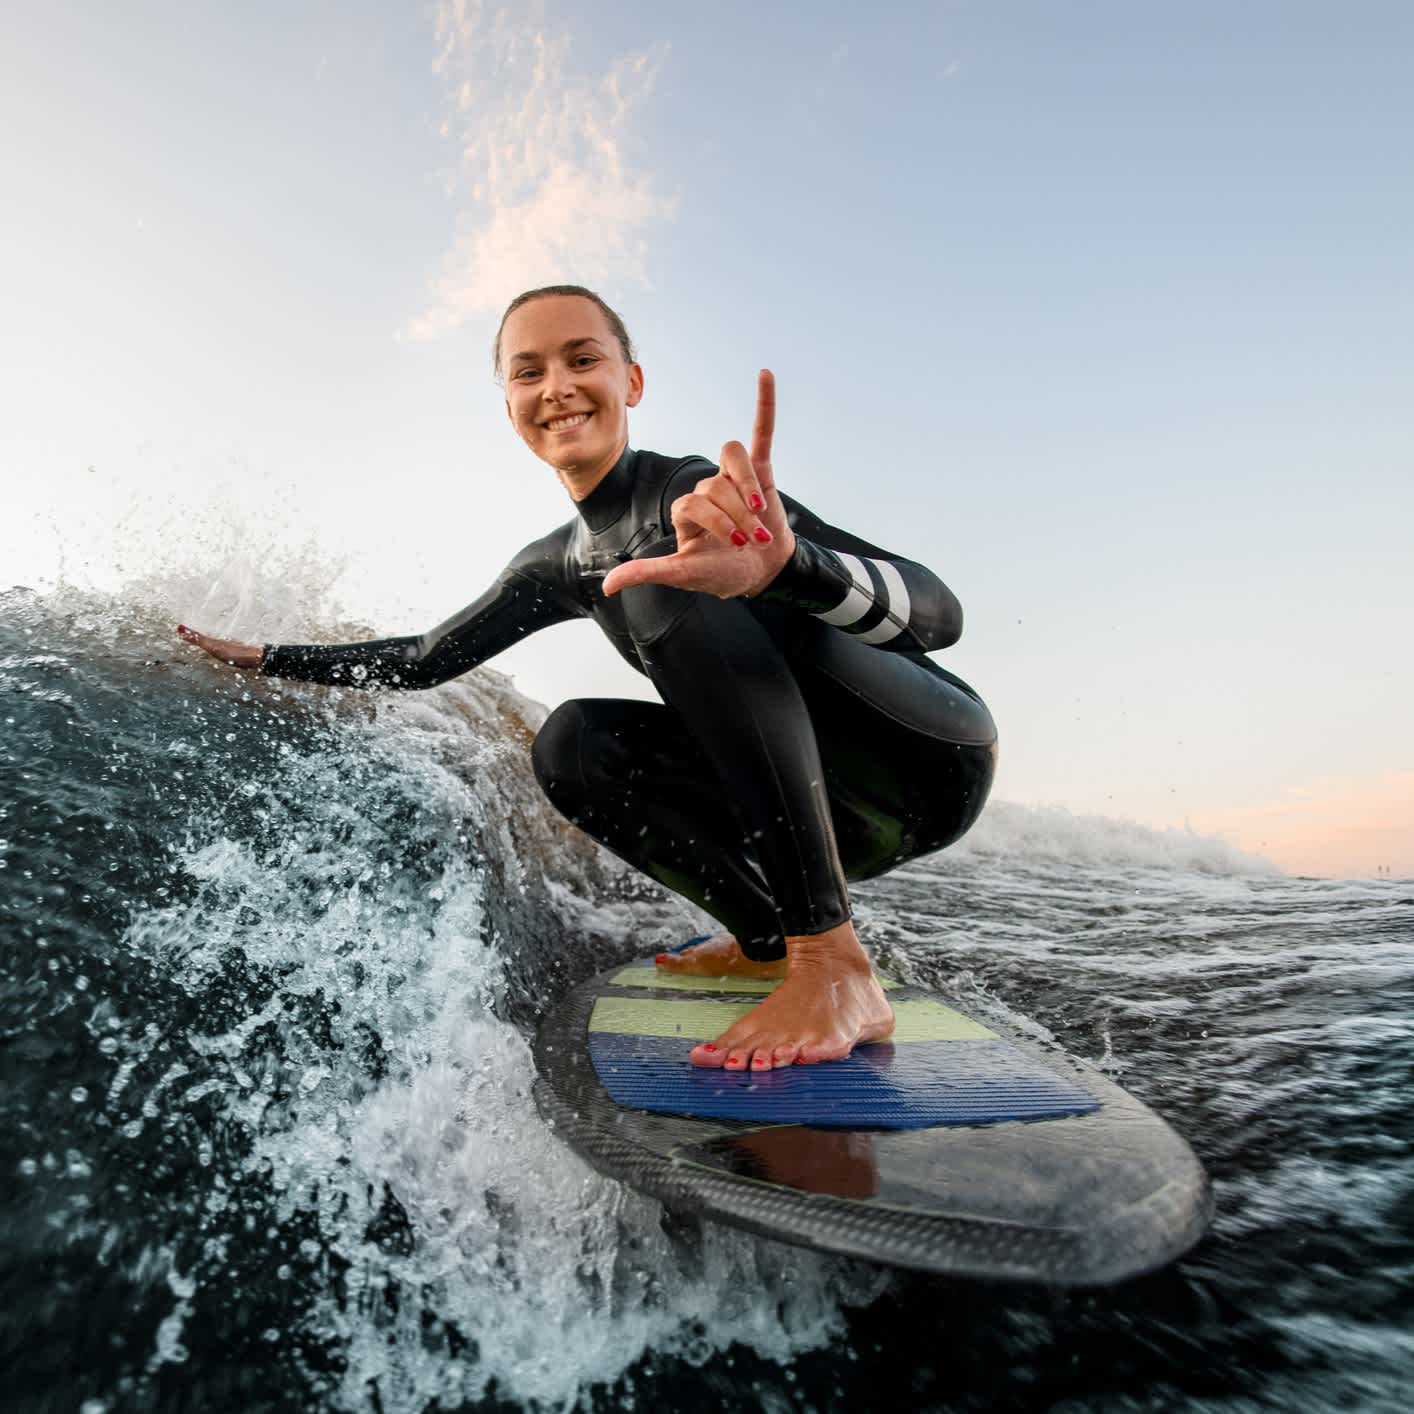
[261,447,997,959]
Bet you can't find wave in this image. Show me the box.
[0,582,887,1410]
[948,799,1282,877]
[7,576,1408,1412]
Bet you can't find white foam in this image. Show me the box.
[947,799,1281,877]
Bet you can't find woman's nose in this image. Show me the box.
[542,362,575,400]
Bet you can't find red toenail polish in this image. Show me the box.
[654,954,667,963]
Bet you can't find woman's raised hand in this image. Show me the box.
[601,370,796,600]
[176,624,263,670]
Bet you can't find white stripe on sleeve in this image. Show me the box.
[814,552,875,628]
[855,559,912,644]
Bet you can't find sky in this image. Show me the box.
[1,0,1410,878]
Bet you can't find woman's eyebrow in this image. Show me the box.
[508,337,605,365]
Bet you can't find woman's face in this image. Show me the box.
[500,295,644,497]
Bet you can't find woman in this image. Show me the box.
[179,285,997,1073]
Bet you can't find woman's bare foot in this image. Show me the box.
[688,922,893,1070]
[654,934,786,980]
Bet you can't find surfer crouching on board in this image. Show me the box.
[178,286,997,1072]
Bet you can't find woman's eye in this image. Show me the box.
[514,368,540,380]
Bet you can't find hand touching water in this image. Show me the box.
[176,624,262,669]
[601,370,796,600]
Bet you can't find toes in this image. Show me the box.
[689,1041,726,1069]
[656,935,723,976]
[744,1043,802,1071]
[723,1050,750,1071]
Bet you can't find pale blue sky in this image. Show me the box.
[2,1,1410,874]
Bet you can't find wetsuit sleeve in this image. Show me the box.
[655,459,961,652]
[757,493,963,652]
[259,536,581,689]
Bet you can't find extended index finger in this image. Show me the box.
[750,368,776,491]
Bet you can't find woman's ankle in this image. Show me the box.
[784,921,871,971]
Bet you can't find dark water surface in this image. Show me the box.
[3,588,1410,1413]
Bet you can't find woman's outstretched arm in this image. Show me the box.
[179,533,581,689]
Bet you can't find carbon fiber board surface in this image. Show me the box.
[532,958,1214,1284]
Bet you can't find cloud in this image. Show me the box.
[406,0,673,341]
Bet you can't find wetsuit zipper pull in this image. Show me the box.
[616,522,661,562]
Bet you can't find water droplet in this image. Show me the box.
[70,1086,89,1103]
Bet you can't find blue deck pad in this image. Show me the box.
[588,1033,1101,1130]
[664,935,713,954]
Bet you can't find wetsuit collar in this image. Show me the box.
[574,446,637,535]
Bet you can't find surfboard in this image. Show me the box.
[531,952,1213,1285]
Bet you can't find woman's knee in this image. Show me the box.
[531,698,650,811]
[530,700,592,804]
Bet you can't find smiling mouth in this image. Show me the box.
[545,412,591,432]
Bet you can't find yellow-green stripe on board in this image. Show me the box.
[606,967,903,995]
[588,995,996,1043]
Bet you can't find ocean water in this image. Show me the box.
[2,582,1410,1414]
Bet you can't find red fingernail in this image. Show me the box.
[749,493,765,511]
[730,529,748,547]
[177,624,188,634]
[654,954,667,963]
[753,527,772,544]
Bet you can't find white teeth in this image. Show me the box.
[547,413,589,431]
